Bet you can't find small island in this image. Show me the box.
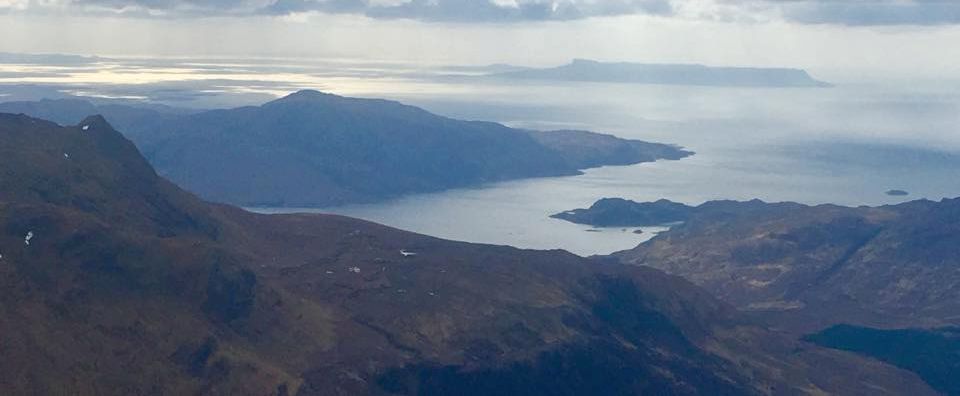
[886,189,910,197]
[551,198,695,227]
[552,197,799,228]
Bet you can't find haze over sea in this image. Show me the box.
[256,65,960,255]
[4,57,959,255]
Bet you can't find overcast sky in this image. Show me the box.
[1,0,959,78]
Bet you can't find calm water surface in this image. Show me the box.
[5,59,958,255]
[254,78,960,256]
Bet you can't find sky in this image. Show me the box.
[0,0,959,78]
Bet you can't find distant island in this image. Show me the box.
[553,197,807,228]
[491,59,831,87]
[0,91,693,207]
[886,189,910,196]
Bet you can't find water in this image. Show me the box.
[3,58,959,255]
[253,77,960,256]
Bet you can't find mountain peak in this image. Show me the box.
[277,89,338,101]
[570,58,599,65]
[78,114,111,130]
[0,112,212,237]
[264,90,346,107]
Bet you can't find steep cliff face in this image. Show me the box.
[0,113,931,395]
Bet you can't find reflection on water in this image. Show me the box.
[254,140,960,256]
[257,74,960,256]
[3,57,960,255]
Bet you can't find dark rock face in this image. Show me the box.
[0,92,691,207]
[616,197,960,333]
[171,337,220,377]
[0,113,935,395]
[552,198,694,227]
[376,342,748,396]
[374,276,752,396]
[805,325,960,396]
[204,263,257,324]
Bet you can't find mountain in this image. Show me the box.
[0,97,194,140]
[0,91,692,207]
[0,113,932,394]
[491,59,832,87]
[526,130,690,168]
[613,198,960,333]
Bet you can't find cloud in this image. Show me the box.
[774,0,960,26]
[72,0,274,16]
[3,0,960,25]
[263,0,674,22]
[2,0,675,21]
[370,0,674,22]
[261,0,367,15]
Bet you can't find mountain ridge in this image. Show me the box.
[0,113,932,394]
[604,197,960,333]
[0,91,692,207]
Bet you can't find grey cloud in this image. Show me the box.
[262,0,367,15]
[74,0,258,10]
[262,0,673,22]
[19,0,675,21]
[350,0,960,24]
[8,0,960,25]
[362,0,674,22]
[770,0,960,26]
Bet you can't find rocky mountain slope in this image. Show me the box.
[614,198,960,333]
[0,113,930,394]
[0,91,691,207]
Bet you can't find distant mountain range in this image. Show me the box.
[0,91,691,207]
[0,52,102,65]
[490,59,831,87]
[0,113,932,394]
